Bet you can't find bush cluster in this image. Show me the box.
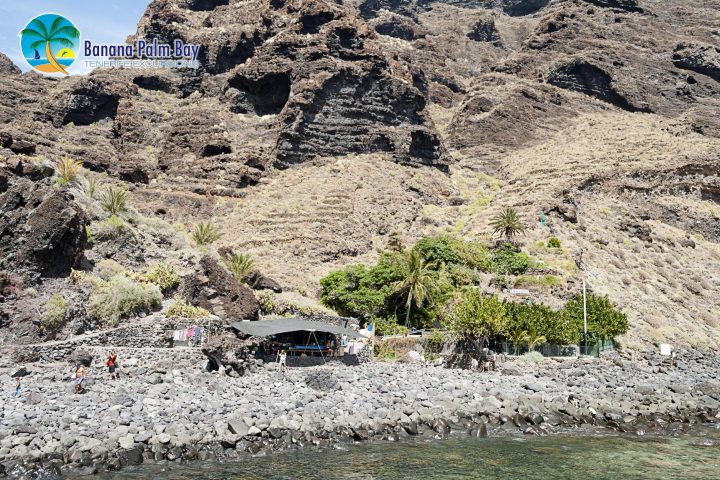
[133,263,180,292]
[445,289,628,351]
[89,274,162,326]
[165,299,209,319]
[319,234,538,329]
[41,294,67,333]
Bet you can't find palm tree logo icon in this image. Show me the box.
[20,14,80,75]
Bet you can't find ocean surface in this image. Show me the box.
[89,426,720,480]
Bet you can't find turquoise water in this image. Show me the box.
[26,59,74,67]
[95,427,720,480]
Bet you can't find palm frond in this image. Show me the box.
[52,26,80,39]
[49,17,65,36]
[30,39,47,50]
[49,37,75,48]
[29,19,49,38]
[21,28,45,40]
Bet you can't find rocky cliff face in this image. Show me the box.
[0,0,719,347]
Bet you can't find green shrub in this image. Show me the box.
[85,226,93,244]
[562,293,628,340]
[414,234,491,271]
[519,351,544,364]
[422,330,445,354]
[505,302,578,345]
[374,342,398,360]
[373,316,409,336]
[165,299,209,319]
[89,274,162,326]
[514,275,561,289]
[191,221,222,245]
[101,186,127,215]
[135,263,180,291]
[547,237,562,248]
[490,246,532,275]
[95,259,126,281]
[41,294,67,333]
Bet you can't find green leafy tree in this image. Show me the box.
[446,289,508,351]
[319,253,405,320]
[562,293,628,340]
[394,249,438,327]
[21,17,79,75]
[490,207,527,239]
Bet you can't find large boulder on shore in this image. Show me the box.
[179,255,260,321]
[0,162,88,281]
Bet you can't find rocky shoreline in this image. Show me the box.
[1,350,720,478]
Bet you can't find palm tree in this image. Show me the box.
[526,330,547,352]
[490,207,527,239]
[507,327,529,355]
[393,249,437,328]
[21,17,79,75]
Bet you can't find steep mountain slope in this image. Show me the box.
[0,0,718,348]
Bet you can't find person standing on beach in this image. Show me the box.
[278,350,288,378]
[15,377,21,397]
[74,365,87,394]
[106,351,117,380]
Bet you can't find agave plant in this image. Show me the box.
[54,157,83,185]
[191,221,222,246]
[101,186,127,215]
[73,175,100,200]
[490,207,527,239]
[223,253,255,283]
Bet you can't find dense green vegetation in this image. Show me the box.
[320,233,628,346]
[41,294,67,333]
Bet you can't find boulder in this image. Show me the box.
[304,370,341,392]
[179,255,260,321]
[0,165,87,280]
[69,350,94,368]
[245,271,283,293]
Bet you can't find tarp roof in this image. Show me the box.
[230,318,364,339]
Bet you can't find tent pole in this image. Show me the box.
[311,330,326,364]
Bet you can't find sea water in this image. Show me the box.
[87,427,720,480]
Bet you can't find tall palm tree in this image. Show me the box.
[393,249,437,328]
[490,207,527,239]
[21,17,79,75]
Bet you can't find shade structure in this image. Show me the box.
[230,317,364,339]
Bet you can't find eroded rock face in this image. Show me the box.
[467,15,502,46]
[0,53,20,75]
[673,43,720,83]
[179,256,260,322]
[0,163,87,281]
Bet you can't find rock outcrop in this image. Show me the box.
[0,162,87,281]
[179,256,260,322]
